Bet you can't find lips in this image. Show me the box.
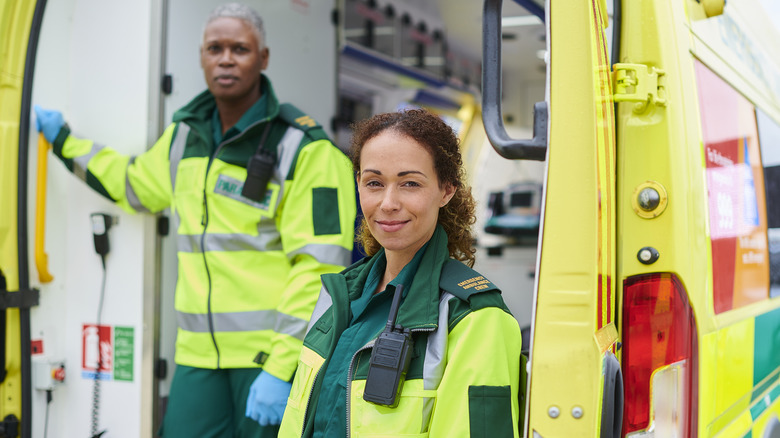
[376,220,408,233]
[215,75,239,86]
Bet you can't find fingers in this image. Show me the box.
[258,407,281,426]
[259,411,270,426]
[245,387,256,418]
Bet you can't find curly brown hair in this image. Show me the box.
[350,108,477,267]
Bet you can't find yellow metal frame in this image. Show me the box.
[526,0,616,435]
[35,133,53,283]
[0,0,39,424]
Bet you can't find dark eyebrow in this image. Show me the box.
[361,169,427,178]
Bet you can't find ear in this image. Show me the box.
[440,183,456,207]
[259,47,270,71]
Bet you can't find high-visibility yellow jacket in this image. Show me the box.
[50,75,356,381]
[279,226,522,437]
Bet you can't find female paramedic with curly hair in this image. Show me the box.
[279,108,523,437]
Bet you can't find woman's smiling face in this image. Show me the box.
[358,130,455,264]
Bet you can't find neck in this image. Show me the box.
[215,87,262,134]
[375,251,412,294]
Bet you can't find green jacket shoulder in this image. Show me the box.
[278,103,330,142]
[439,259,501,301]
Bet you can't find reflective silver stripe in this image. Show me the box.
[257,222,282,252]
[289,244,351,266]
[277,127,305,179]
[172,209,181,236]
[125,157,150,213]
[177,232,281,253]
[178,234,200,253]
[72,142,105,182]
[305,286,333,336]
[177,309,308,340]
[169,123,190,191]
[274,312,309,341]
[264,127,305,221]
[178,309,275,333]
[420,291,455,431]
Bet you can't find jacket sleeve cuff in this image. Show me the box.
[262,338,303,382]
[52,125,71,159]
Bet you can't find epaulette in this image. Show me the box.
[439,259,500,302]
[278,103,329,141]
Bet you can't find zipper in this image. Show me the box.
[299,364,325,437]
[201,143,222,367]
[198,117,272,368]
[344,326,435,438]
[346,341,376,438]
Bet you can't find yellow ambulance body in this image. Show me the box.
[483,0,780,436]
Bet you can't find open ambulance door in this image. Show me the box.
[0,1,47,437]
[482,0,620,436]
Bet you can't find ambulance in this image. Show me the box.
[483,0,780,436]
[3,0,780,437]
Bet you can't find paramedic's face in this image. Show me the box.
[201,17,269,103]
[358,131,455,265]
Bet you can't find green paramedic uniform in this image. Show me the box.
[279,226,523,437]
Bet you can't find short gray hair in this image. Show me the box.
[204,3,266,47]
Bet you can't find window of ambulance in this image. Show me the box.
[757,109,780,294]
[694,58,780,312]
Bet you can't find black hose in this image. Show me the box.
[18,1,49,437]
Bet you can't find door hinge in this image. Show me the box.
[613,63,667,111]
[0,289,39,309]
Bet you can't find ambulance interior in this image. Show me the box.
[25,0,546,435]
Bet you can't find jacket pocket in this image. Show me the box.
[174,159,205,196]
[280,348,324,437]
[286,349,322,410]
[351,381,436,437]
[468,385,513,438]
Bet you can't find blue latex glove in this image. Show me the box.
[34,105,65,143]
[245,371,292,426]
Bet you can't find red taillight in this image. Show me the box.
[622,273,698,437]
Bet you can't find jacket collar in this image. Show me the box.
[172,74,280,125]
[337,225,450,331]
[396,225,449,330]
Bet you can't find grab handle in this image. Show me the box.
[35,133,53,283]
[482,0,548,161]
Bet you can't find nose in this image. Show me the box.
[379,187,400,212]
[218,48,235,65]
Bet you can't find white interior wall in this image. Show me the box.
[29,0,157,437]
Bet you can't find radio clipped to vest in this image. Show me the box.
[363,284,414,408]
[241,122,275,203]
